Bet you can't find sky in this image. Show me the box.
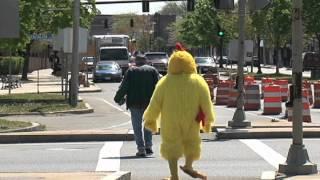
[94,0,168,15]
[93,0,239,15]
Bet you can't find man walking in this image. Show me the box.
[114,55,159,157]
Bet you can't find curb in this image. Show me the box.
[0,102,94,116]
[0,130,134,143]
[216,127,320,139]
[103,171,131,180]
[0,122,42,133]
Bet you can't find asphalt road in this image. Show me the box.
[1,138,320,179]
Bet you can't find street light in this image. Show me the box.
[278,0,317,176]
[149,30,153,52]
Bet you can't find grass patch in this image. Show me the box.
[0,119,32,130]
[0,93,86,113]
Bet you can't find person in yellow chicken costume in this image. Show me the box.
[143,48,215,180]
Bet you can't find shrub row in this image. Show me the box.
[0,56,24,75]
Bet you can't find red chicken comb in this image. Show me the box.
[175,42,185,51]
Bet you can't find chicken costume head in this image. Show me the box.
[143,48,215,164]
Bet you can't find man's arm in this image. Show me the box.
[114,70,129,105]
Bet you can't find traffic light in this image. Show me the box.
[218,30,224,37]
[214,0,234,10]
[217,25,225,37]
[130,18,134,28]
[142,0,149,12]
[187,0,195,11]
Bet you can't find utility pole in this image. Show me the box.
[228,0,251,128]
[278,0,317,175]
[70,0,80,107]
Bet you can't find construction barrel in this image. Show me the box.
[215,80,233,105]
[263,84,282,115]
[313,81,320,108]
[287,88,311,123]
[274,79,289,102]
[244,84,261,111]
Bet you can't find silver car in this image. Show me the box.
[195,57,217,74]
[93,61,122,82]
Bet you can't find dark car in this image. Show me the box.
[195,57,217,74]
[145,52,169,74]
[93,61,122,82]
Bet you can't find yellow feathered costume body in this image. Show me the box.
[143,50,215,161]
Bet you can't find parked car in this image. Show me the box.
[81,56,96,71]
[144,52,169,74]
[93,61,122,82]
[195,57,217,74]
[216,56,229,64]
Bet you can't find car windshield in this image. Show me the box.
[145,54,168,61]
[100,49,128,61]
[96,64,117,71]
[195,57,212,63]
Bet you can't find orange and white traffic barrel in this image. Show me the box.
[204,78,214,100]
[274,79,289,102]
[216,80,232,105]
[227,88,238,107]
[263,85,282,115]
[244,84,261,110]
[303,81,313,105]
[244,76,255,86]
[287,89,311,123]
[313,81,320,108]
[261,77,274,98]
[203,74,219,88]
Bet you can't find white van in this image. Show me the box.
[99,46,129,73]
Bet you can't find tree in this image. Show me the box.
[158,2,187,17]
[304,0,320,54]
[0,0,98,80]
[250,10,269,74]
[265,0,291,74]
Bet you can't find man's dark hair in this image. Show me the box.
[135,55,147,66]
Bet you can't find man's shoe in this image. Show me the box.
[146,148,153,155]
[136,150,146,157]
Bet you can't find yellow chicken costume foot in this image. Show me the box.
[180,166,207,179]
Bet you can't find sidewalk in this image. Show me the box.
[0,69,102,95]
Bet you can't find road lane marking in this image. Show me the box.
[96,142,123,172]
[106,121,131,129]
[100,99,131,116]
[240,139,286,169]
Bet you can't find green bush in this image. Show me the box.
[0,56,24,75]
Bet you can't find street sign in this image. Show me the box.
[53,28,88,53]
[31,34,53,41]
[0,0,20,38]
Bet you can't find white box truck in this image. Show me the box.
[227,39,254,65]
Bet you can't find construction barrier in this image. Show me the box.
[227,88,238,107]
[244,76,255,85]
[261,77,274,98]
[204,78,214,100]
[244,84,261,110]
[287,89,311,123]
[215,80,233,105]
[203,74,219,88]
[303,81,313,105]
[313,81,320,108]
[274,79,289,102]
[263,85,282,115]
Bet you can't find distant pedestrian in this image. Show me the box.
[143,49,215,180]
[114,55,159,157]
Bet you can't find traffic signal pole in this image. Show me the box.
[278,0,317,175]
[228,0,251,128]
[70,0,80,107]
[219,37,223,68]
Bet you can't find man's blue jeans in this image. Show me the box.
[130,108,153,151]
